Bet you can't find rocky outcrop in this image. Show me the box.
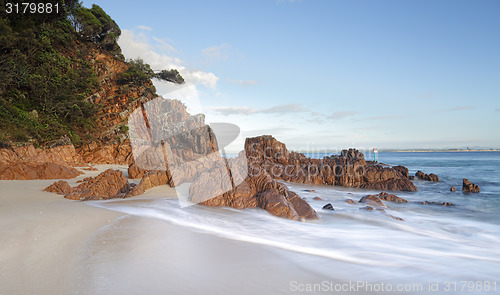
[194,163,318,221]
[65,169,131,200]
[0,142,84,166]
[415,170,439,182]
[462,178,480,193]
[244,135,417,191]
[44,180,72,195]
[392,165,409,178]
[450,186,456,192]
[0,162,82,180]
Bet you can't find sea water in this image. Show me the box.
[88,152,500,291]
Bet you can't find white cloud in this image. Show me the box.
[211,103,309,115]
[137,25,152,31]
[118,30,219,89]
[226,78,258,86]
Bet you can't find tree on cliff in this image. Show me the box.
[118,59,185,86]
[72,4,122,57]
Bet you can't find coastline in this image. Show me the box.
[0,167,341,295]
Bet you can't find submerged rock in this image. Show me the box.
[376,192,408,203]
[462,178,480,193]
[322,203,334,210]
[418,201,455,207]
[360,206,374,211]
[313,196,323,201]
[345,199,356,204]
[359,194,387,208]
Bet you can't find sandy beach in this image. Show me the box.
[0,166,337,295]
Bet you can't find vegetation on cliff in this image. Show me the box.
[0,0,183,146]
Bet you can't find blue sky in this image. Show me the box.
[84,0,500,151]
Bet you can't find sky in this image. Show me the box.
[84,0,500,152]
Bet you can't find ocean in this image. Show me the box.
[89,151,500,293]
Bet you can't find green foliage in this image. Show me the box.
[118,59,185,86]
[155,69,185,84]
[117,58,154,85]
[72,4,122,56]
[0,1,102,145]
[119,125,129,134]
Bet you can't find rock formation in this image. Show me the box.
[65,169,131,201]
[193,160,318,221]
[0,162,81,180]
[462,178,480,193]
[44,180,73,195]
[415,170,439,182]
[244,135,417,191]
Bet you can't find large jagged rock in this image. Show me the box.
[0,162,82,180]
[244,135,417,191]
[415,170,439,182]
[65,169,131,200]
[194,164,318,221]
[462,178,480,193]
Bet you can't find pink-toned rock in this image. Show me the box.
[243,135,417,191]
[128,162,148,179]
[65,169,131,200]
[193,163,318,221]
[44,180,72,195]
[0,162,82,180]
[345,199,356,204]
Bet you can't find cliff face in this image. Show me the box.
[75,46,158,164]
